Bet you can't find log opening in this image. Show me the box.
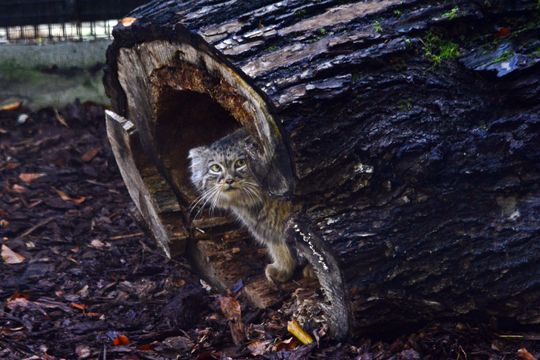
[106,36,349,337]
[154,88,239,202]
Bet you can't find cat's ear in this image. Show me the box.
[188,146,208,159]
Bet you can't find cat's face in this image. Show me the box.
[188,130,262,211]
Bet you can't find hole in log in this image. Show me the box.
[111,40,346,338]
[152,85,329,333]
[155,88,239,202]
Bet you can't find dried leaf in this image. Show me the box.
[1,245,25,264]
[287,320,314,345]
[85,312,102,317]
[90,239,109,249]
[247,340,271,356]
[274,337,300,352]
[496,27,511,38]
[218,295,245,345]
[121,17,137,26]
[19,172,46,184]
[71,196,86,205]
[70,303,87,311]
[517,348,537,360]
[8,292,29,301]
[11,184,27,193]
[54,109,68,127]
[81,147,100,162]
[53,188,87,205]
[6,297,30,311]
[75,344,91,359]
[0,101,22,111]
[218,296,241,321]
[138,343,155,351]
[229,321,245,346]
[113,335,130,346]
[54,188,70,201]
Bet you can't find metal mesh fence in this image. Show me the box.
[0,20,118,43]
[0,0,147,43]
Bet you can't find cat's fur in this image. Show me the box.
[188,128,297,283]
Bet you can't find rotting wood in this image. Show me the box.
[105,110,188,257]
[104,0,540,338]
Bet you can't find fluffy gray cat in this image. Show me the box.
[188,128,298,283]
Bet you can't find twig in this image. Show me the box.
[109,232,144,240]
[54,108,69,127]
[497,333,540,341]
[17,217,55,239]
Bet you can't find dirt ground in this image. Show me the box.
[0,102,538,359]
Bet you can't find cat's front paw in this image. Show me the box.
[265,263,294,284]
[302,264,316,279]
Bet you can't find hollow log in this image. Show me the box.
[104,0,540,339]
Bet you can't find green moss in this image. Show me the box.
[398,99,413,112]
[490,50,513,64]
[263,44,279,53]
[373,20,383,33]
[294,9,307,17]
[442,6,459,20]
[305,28,329,43]
[422,32,460,66]
[393,9,402,17]
[0,61,43,83]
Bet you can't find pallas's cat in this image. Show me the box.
[188,128,296,283]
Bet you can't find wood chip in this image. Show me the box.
[54,109,69,127]
[0,101,22,111]
[120,17,137,26]
[19,172,46,184]
[1,244,25,264]
[517,348,537,360]
[53,188,86,205]
[81,147,100,162]
[287,320,314,345]
[11,184,27,193]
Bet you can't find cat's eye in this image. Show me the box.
[209,164,222,173]
[235,159,246,169]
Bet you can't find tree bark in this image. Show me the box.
[104,0,540,339]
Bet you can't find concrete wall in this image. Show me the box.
[0,40,110,109]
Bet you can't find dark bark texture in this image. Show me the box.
[104,0,540,338]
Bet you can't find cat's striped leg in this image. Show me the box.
[265,241,295,284]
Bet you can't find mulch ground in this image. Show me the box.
[0,102,538,360]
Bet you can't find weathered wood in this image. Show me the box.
[105,110,188,257]
[104,0,540,338]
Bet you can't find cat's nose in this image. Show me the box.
[225,178,235,185]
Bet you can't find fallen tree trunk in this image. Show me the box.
[104,0,540,339]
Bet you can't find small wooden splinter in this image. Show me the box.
[287,320,314,345]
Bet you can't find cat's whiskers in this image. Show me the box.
[209,185,223,217]
[189,187,215,214]
[190,186,220,220]
[242,181,263,205]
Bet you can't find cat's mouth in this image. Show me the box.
[221,185,238,192]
